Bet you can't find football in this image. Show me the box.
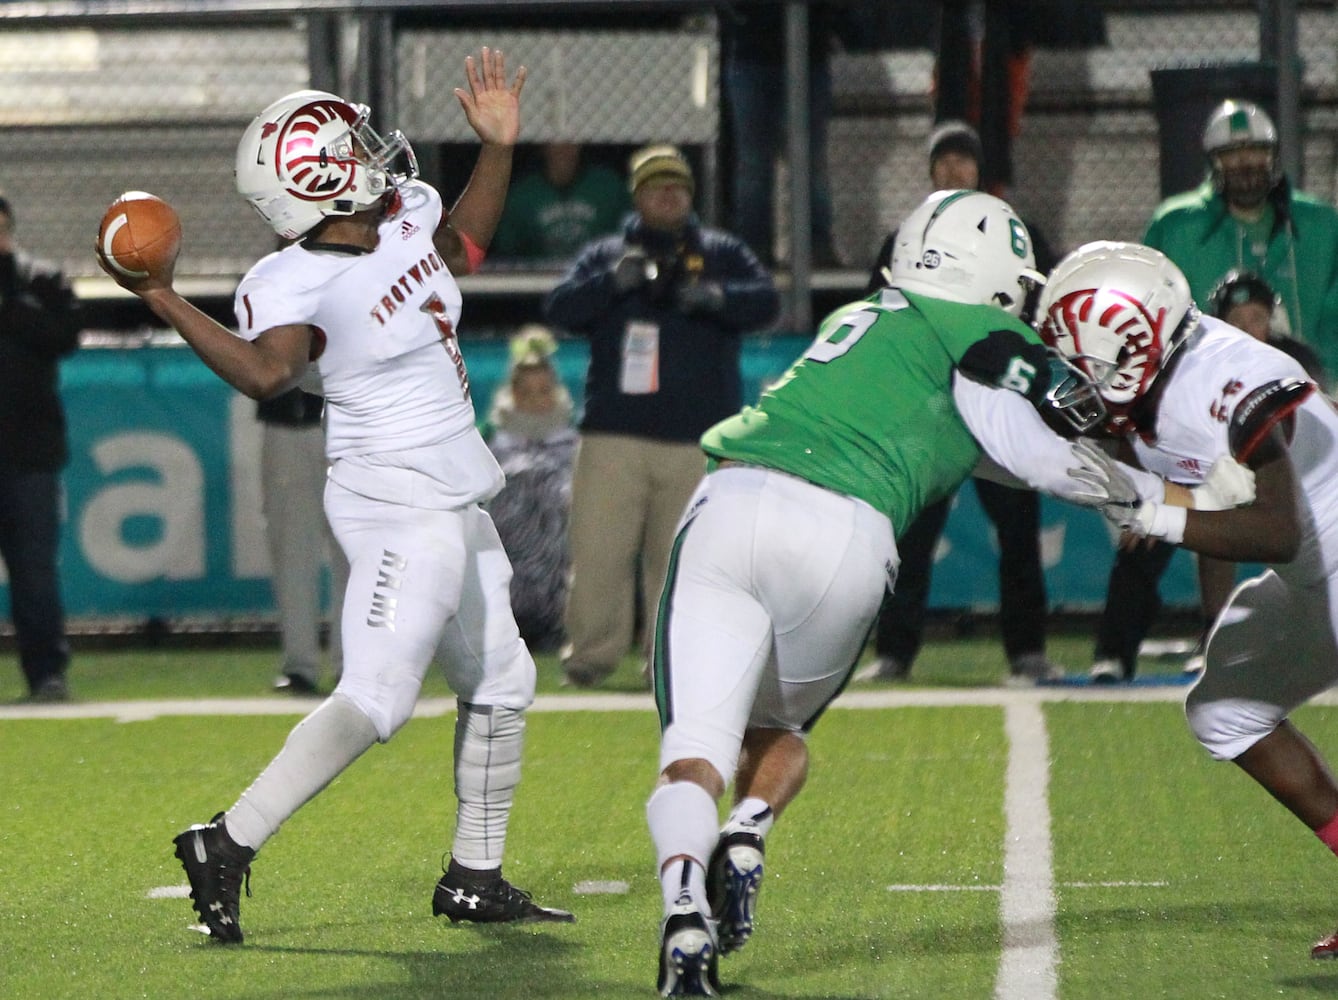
[97,191,182,281]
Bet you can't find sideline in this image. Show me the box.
[7,679,1326,723]
[0,681,1217,722]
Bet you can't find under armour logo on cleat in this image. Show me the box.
[450,889,481,910]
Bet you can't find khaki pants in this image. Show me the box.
[562,433,707,673]
[262,421,348,683]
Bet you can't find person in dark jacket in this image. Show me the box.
[0,193,82,701]
[544,145,779,687]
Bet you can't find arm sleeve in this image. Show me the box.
[954,374,1164,504]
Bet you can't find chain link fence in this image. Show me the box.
[0,4,1333,297]
[828,5,1338,271]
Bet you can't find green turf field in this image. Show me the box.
[3,641,1337,999]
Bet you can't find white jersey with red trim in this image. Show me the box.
[234,179,502,509]
[1134,314,1338,583]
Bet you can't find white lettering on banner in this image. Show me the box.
[79,433,205,582]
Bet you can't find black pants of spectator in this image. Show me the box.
[1093,540,1177,679]
[0,465,70,695]
[876,479,1046,671]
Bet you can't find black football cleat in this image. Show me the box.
[432,859,574,924]
[172,812,255,943]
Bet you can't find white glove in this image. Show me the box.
[1068,440,1189,542]
[1190,454,1256,511]
[1066,440,1140,509]
[1102,498,1187,543]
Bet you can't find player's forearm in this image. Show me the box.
[957,377,1154,503]
[139,288,299,400]
[1145,453,1299,562]
[1181,504,1300,562]
[448,142,515,250]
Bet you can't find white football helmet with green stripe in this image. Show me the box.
[887,189,1044,318]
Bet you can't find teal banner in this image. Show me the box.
[3,334,1203,622]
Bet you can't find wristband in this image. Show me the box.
[459,230,487,275]
[1145,503,1187,544]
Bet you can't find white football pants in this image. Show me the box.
[325,479,536,741]
[654,466,896,786]
[1187,567,1338,760]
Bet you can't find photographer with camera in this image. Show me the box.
[544,144,779,688]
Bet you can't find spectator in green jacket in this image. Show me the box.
[1143,99,1338,376]
[490,142,631,264]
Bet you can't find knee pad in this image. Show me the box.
[334,669,424,742]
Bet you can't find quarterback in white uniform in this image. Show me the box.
[1039,241,1338,959]
[97,49,574,942]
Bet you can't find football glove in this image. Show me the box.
[1066,440,1140,509]
[1069,440,1187,542]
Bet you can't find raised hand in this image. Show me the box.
[454,46,526,146]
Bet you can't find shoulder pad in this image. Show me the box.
[1228,377,1314,461]
[958,331,1051,405]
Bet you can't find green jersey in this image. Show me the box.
[701,289,1053,537]
[491,165,631,261]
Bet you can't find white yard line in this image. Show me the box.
[887,881,1166,892]
[0,681,1229,722]
[995,700,1058,1000]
